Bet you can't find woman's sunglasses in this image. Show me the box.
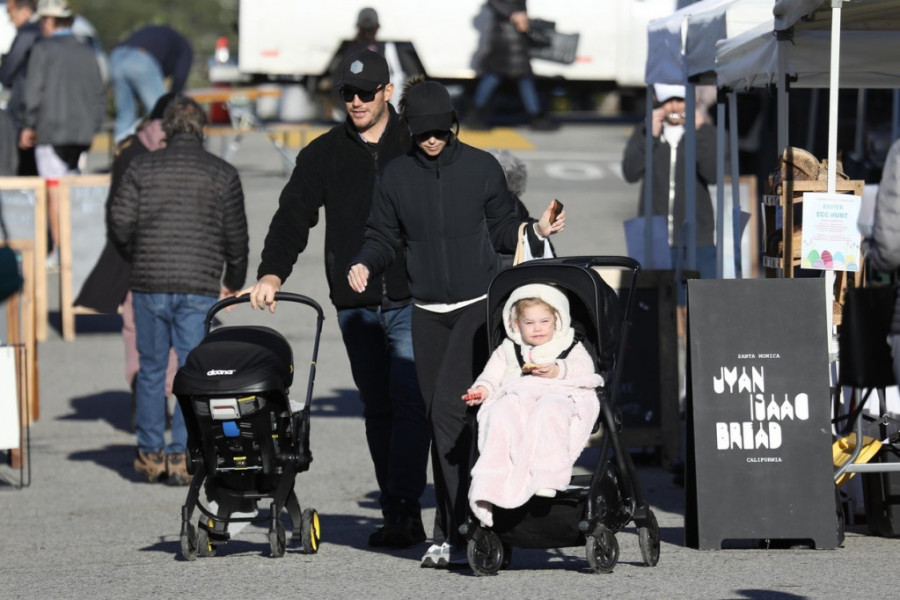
[341,85,384,103]
[413,130,451,143]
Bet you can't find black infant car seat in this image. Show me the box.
[173,293,324,560]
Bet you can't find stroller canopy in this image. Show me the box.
[173,325,294,396]
[486,259,622,373]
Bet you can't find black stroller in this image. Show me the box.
[173,293,324,560]
[460,256,660,574]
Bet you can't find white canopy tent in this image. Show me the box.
[642,0,775,277]
[716,0,900,175]
[714,0,900,356]
[646,0,775,85]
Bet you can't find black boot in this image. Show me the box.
[529,112,559,131]
[465,107,491,131]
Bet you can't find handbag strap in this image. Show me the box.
[512,222,527,266]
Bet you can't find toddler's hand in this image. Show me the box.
[530,363,560,378]
[462,386,489,406]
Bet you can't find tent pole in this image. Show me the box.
[893,89,900,142]
[644,86,655,267]
[728,91,742,279]
[825,0,845,362]
[716,96,726,279]
[826,0,842,196]
[777,77,789,158]
[853,89,867,167]
[685,83,697,272]
[805,89,819,153]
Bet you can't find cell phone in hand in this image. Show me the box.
[549,199,564,223]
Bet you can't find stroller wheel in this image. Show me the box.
[197,527,217,557]
[467,530,504,576]
[586,525,618,573]
[300,508,321,554]
[638,510,660,567]
[269,519,286,558]
[501,542,513,570]
[180,522,198,562]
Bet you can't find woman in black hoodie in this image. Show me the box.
[349,77,565,567]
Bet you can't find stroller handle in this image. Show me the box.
[204,292,325,334]
[557,255,642,273]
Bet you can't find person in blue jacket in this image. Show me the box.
[109,24,193,142]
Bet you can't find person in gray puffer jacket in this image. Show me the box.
[108,95,248,486]
[863,137,900,384]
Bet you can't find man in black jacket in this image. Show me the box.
[244,49,429,549]
[109,96,248,486]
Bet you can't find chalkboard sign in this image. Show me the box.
[57,174,111,341]
[684,278,841,549]
[0,177,48,341]
[594,268,680,465]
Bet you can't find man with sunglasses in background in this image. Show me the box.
[242,49,430,550]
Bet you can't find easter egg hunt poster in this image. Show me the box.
[800,192,861,271]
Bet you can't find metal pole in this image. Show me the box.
[644,87,655,268]
[716,97,726,279]
[685,83,697,272]
[728,91,743,279]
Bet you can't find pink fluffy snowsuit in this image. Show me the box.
[468,283,603,527]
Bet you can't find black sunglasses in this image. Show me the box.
[412,130,451,143]
[341,85,384,103]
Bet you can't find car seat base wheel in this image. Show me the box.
[197,527,217,557]
[467,530,504,576]
[586,524,618,573]
[638,510,660,566]
[269,519,286,558]
[301,508,321,554]
[180,522,198,561]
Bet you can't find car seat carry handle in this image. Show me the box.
[203,293,326,422]
[204,292,326,334]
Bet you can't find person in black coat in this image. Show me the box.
[467,0,556,130]
[348,77,565,567]
[621,83,717,284]
[109,96,248,486]
[244,50,431,550]
[76,93,178,406]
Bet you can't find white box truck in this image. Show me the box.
[237,0,675,88]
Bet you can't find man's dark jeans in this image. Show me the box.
[337,304,429,515]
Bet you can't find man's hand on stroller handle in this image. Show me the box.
[462,386,489,406]
[239,274,282,313]
[347,263,370,293]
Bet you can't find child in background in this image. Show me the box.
[464,283,603,527]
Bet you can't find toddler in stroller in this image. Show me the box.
[459,257,661,575]
[464,283,603,524]
[173,293,324,560]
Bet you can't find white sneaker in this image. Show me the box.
[534,488,557,498]
[420,543,449,568]
[420,542,467,568]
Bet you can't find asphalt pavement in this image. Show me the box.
[1,123,897,599]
